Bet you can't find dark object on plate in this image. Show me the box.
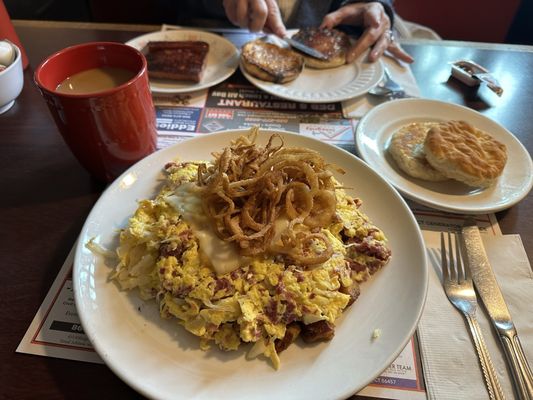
[145,41,209,83]
[340,281,361,307]
[241,39,304,83]
[300,320,335,342]
[275,322,301,353]
[291,28,350,69]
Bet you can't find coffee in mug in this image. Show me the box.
[34,42,157,182]
[55,66,137,94]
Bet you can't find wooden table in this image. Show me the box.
[1,21,531,399]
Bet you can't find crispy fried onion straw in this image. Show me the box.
[196,128,344,266]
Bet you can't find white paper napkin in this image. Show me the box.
[418,231,533,400]
[342,56,420,118]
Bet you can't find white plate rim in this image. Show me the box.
[240,56,383,104]
[74,129,428,400]
[125,29,239,93]
[355,98,533,214]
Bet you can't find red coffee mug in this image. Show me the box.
[34,42,157,182]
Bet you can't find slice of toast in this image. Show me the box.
[145,41,209,83]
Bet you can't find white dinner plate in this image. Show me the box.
[126,29,239,93]
[74,130,427,400]
[355,98,533,214]
[240,54,383,103]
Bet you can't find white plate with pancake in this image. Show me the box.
[240,53,383,104]
[74,129,427,400]
[355,98,533,214]
[126,29,239,94]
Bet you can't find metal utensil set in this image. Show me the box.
[440,223,533,399]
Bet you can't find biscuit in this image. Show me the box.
[424,120,507,187]
[388,122,449,181]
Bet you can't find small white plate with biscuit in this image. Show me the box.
[126,29,240,94]
[355,98,533,214]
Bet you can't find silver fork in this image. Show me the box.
[441,231,506,400]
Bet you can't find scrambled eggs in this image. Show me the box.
[109,161,391,369]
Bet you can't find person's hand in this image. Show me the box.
[223,0,286,37]
[320,2,413,63]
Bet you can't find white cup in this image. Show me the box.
[0,41,23,114]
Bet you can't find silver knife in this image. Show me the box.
[462,220,533,400]
[281,36,329,60]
